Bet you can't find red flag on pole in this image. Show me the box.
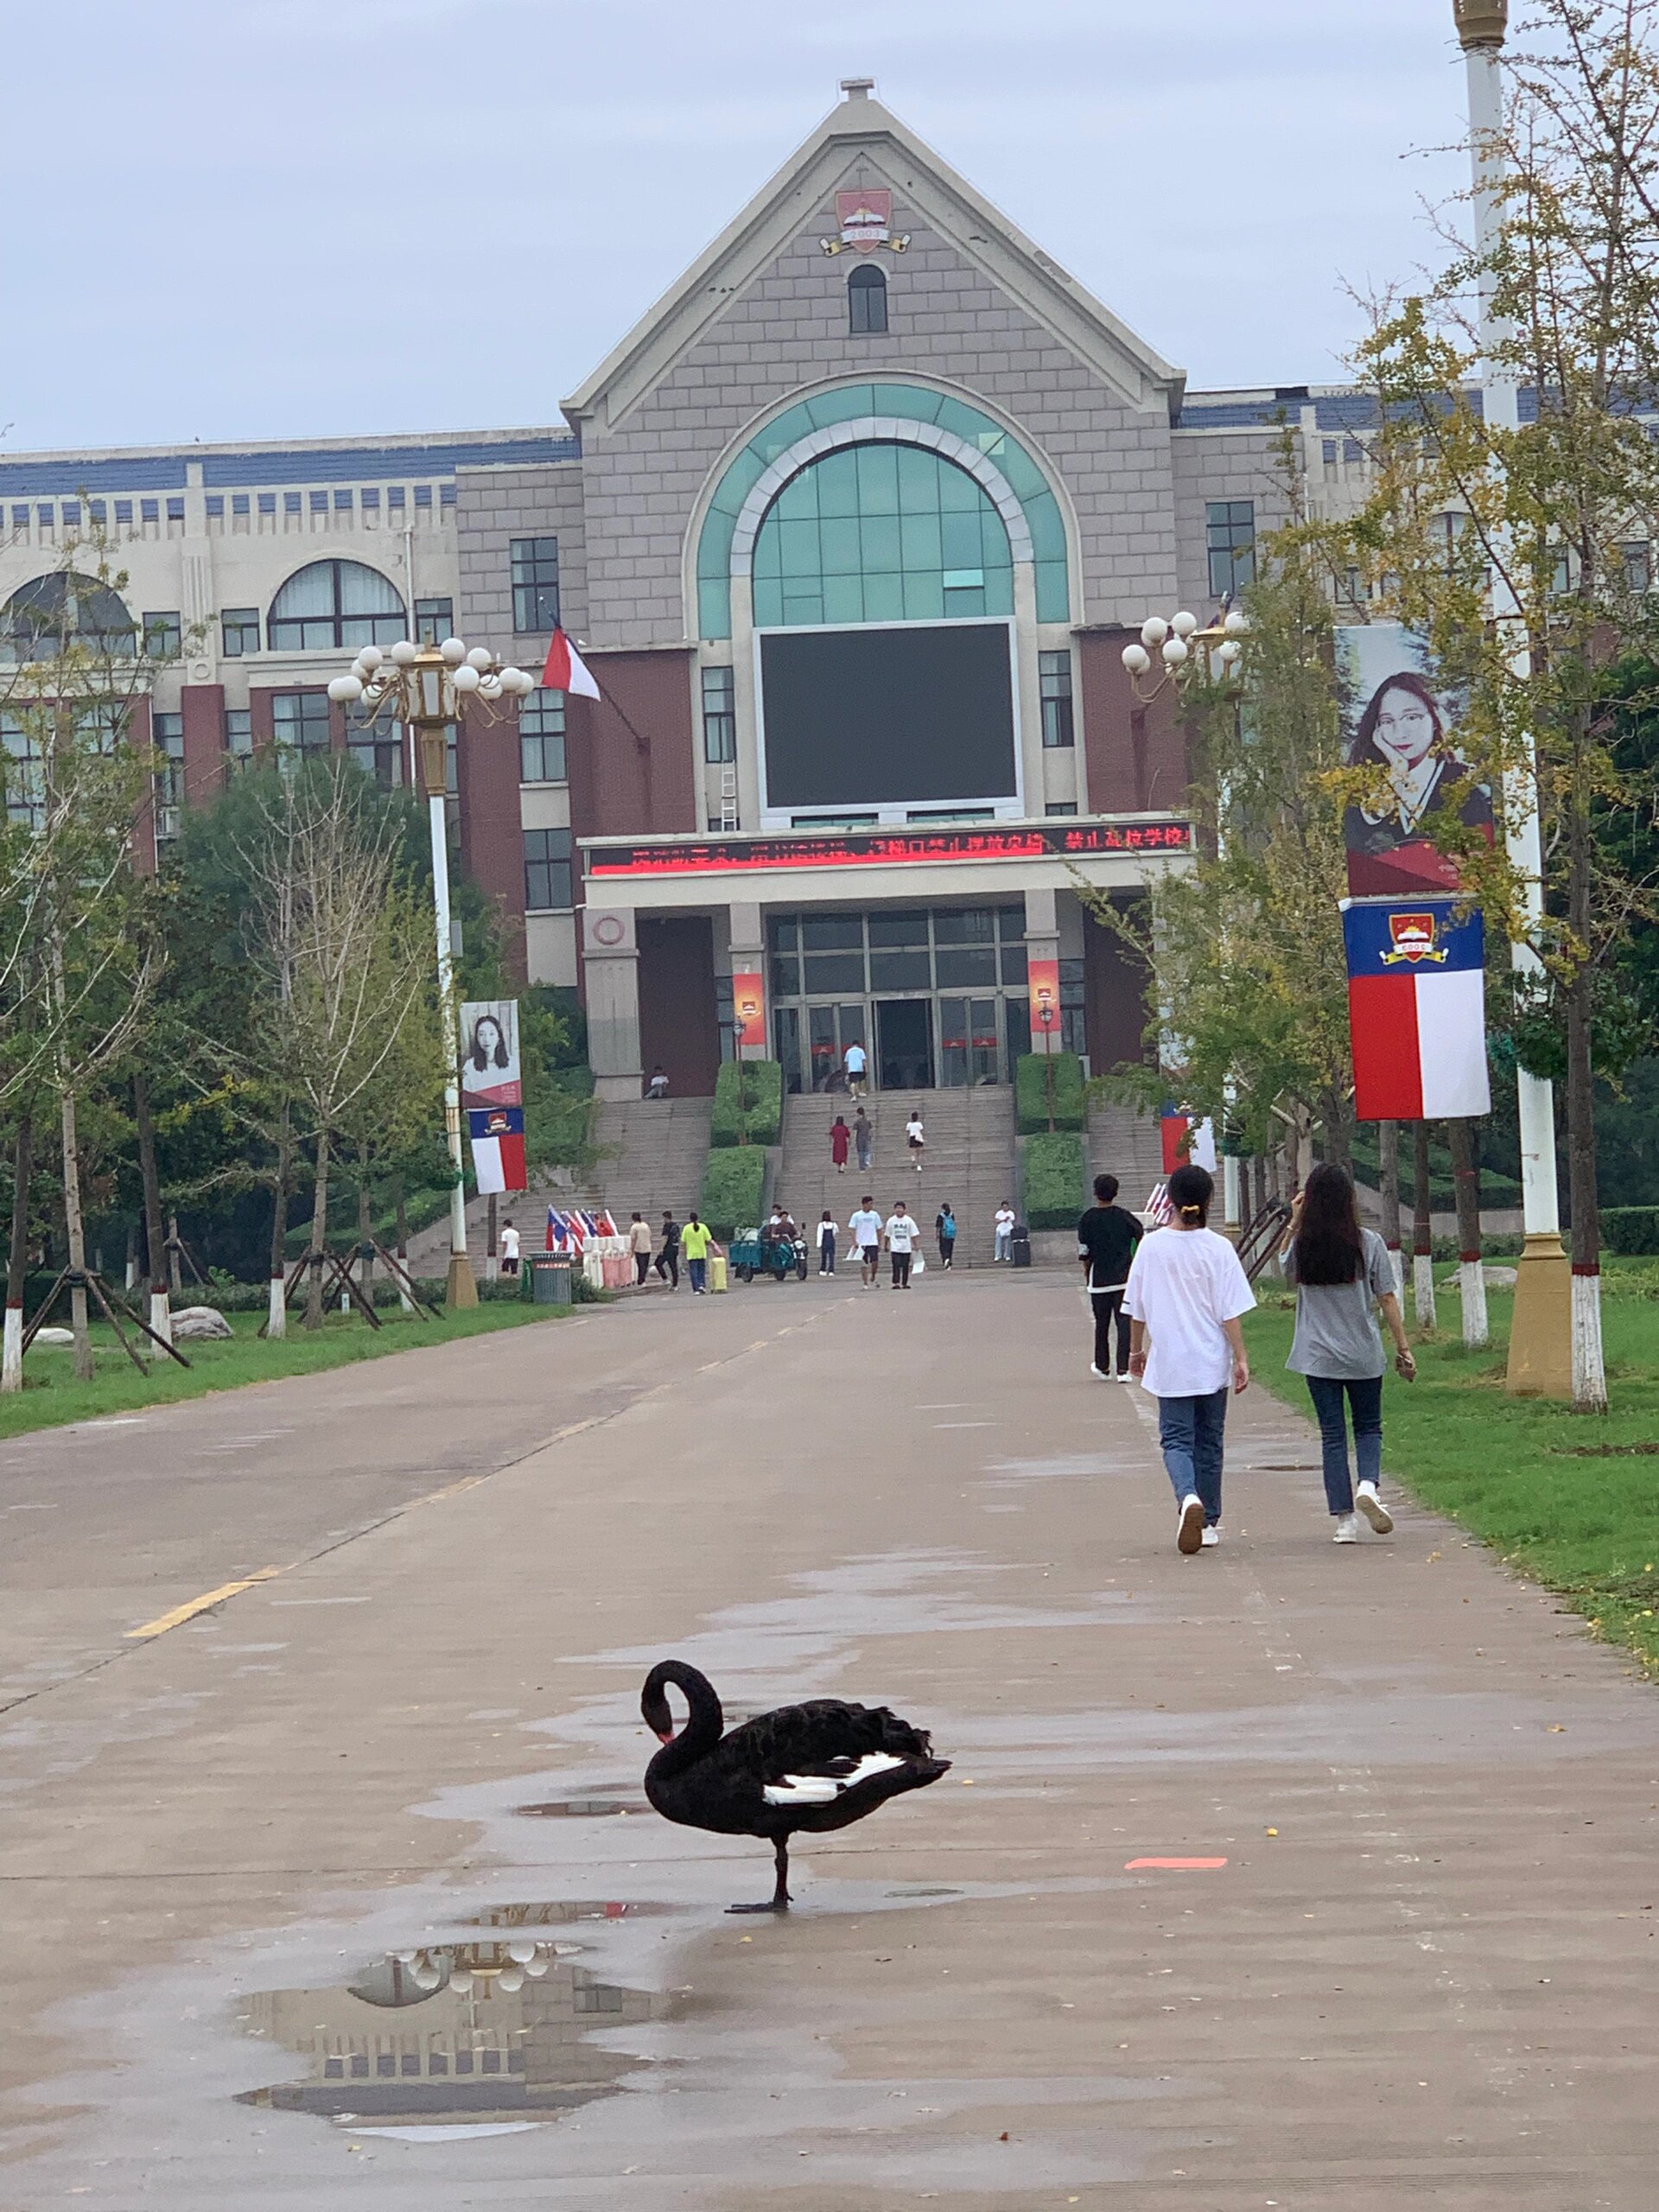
[540,626,601,699]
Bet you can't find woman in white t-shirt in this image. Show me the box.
[906,1109,925,1170]
[1122,1164,1255,1555]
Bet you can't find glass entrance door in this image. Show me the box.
[876,999,934,1090]
[805,1002,867,1092]
[939,996,1002,1086]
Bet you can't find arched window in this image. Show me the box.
[751,443,1014,627]
[848,263,887,335]
[267,560,404,652]
[0,571,135,662]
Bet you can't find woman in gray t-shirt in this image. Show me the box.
[1282,1164,1415,1543]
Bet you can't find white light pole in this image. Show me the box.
[1452,0,1572,1395]
[1122,607,1250,1231]
[329,636,534,1311]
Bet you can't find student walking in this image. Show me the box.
[1123,1164,1255,1555]
[935,1204,957,1269]
[885,1200,920,1288]
[853,1106,873,1174]
[1077,1173,1143,1380]
[830,1116,851,1174]
[654,1211,681,1290]
[817,1211,837,1274]
[849,1198,883,1287]
[993,1201,1016,1263]
[499,1218,521,1278]
[843,1039,868,1096]
[679,1211,717,1294]
[1281,1163,1414,1542]
[905,1108,925,1173]
[627,1211,654,1287]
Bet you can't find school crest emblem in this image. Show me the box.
[820,188,910,256]
[1380,911,1448,965]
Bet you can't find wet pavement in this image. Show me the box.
[1,1271,1657,2208]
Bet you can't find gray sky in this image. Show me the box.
[2,0,1472,454]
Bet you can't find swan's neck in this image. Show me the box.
[650,1668,722,1774]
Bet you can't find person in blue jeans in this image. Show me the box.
[1123,1164,1255,1554]
[1281,1163,1414,1541]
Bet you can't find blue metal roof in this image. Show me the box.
[1177,386,1549,432]
[0,431,577,498]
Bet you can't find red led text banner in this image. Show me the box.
[584,820,1191,880]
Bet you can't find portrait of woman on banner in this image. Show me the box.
[1342,669,1492,894]
[458,1000,522,1109]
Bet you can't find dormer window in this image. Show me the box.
[848,263,887,335]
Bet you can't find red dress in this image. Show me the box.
[830,1122,850,1165]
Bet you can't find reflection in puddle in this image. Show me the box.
[237,1903,667,2127]
[515,1795,645,1819]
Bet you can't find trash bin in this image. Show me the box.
[1010,1221,1033,1269]
[709,1252,728,1294]
[527,1252,573,1306]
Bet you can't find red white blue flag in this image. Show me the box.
[1343,896,1491,1121]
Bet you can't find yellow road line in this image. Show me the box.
[124,1568,284,1641]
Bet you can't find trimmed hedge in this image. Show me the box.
[711,1058,784,1147]
[701,1145,767,1237]
[1015,1050,1085,1135]
[1021,1131,1088,1230]
[1604,1205,1659,1255]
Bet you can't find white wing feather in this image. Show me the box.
[762,1751,906,1808]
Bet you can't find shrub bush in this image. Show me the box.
[1603,1205,1659,1255]
[701,1145,767,1237]
[1015,1050,1085,1135]
[1021,1131,1087,1229]
[711,1058,783,1147]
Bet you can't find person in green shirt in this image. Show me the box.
[678,1212,719,1294]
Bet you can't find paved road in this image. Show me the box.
[2,1270,1656,2209]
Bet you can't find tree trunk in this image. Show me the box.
[3,1113,32,1393]
[1446,1116,1487,1349]
[486,1192,499,1283]
[268,1104,291,1341]
[1377,1119,1403,1297]
[357,1147,374,1309]
[304,1128,331,1332]
[1411,1120,1436,1332]
[1565,963,1605,1411]
[1322,1091,1353,1171]
[133,1071,171,1349]
[124,1220,137,1293]
[1565,764,1605,1408]
[393,1171,414,1313]
[60,1087,94,1382]
[166,1211,182,1297]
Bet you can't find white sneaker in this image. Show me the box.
[1090,1364,1109,1380]
[1115,1370,1134,1384]
[1177,1496,1205,1555]
[1199,1525,1221,1548]
[1332,1514,1359,1544]
[1356,1482,1394,1535]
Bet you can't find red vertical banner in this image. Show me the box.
[1027,957,1060,1052]
[732,970,766,1050]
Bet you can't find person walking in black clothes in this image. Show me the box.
[655,1210,681,1290]
[1078,1173,1143,1381]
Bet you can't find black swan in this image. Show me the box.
[641,1659,950,1911]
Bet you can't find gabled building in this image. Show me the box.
[1,79,1329,1100]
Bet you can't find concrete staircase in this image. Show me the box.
[1085,1103,1167,1210]
[404,1096,714,1274]
[777,1086,1017,1269]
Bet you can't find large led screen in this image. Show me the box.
[759,622,1017,810]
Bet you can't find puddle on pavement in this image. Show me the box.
[515,1795,647,1819]
[235,1902,670,2130]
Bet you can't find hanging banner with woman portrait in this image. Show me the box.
[459,999,526,1194]
[1336,625,1492,896]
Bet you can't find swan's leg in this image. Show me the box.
[727,1837,791,1914]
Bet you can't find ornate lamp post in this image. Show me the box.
[1122,607,1250,1230]
[328,636,534,1309]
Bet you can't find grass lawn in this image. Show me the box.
[0,1299,577,1443]
[1243,1256,1659,1675]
